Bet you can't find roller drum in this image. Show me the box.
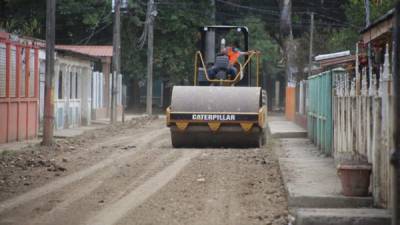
[171,86,262,113]
[169,86,265,148]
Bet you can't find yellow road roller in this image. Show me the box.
[166,25,267,148]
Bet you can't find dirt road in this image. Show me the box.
[0,118,288,225]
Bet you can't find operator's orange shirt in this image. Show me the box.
[227,47,241,65]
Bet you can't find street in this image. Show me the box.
[0,118,288,225]
[0,1,399,224]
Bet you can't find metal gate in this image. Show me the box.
[307,70,333,155]
[0,34,39,144]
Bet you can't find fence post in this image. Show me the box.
[373,95,382,206]
[391,4,400,224]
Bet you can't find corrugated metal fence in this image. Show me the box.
[0,36,39,143]
[307,70,333,155]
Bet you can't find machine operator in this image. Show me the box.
[207,41,254,80]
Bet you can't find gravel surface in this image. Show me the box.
[0,118,288,225]
[0,117,154,201]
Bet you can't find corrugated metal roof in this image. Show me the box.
[318,55,355,68]
[360,8,394,34]
[56,45,113,57]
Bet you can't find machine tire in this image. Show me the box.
[170,128,262,148]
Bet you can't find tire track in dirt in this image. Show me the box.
[85,150,200,225]
[0,119,162,203]
[27,137,176,225]
[116,147,288,225]
[192,150,242,225]
[0,120,289,225]
[0,127,168,215]
[29,180,105,225]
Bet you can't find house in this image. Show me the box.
[356,8,394,209]
[43,48,97,129]
[55,45,123,120]
[360,8,394,50]
[360,8,394,85]
[291,8,395,209]
[0,31,124,142]
[42,45,124,129]
[285,51,356,130]
[0,32,41,144]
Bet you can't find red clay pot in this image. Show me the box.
[337,164,372,197]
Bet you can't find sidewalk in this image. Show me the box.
[268,116,307,138]
[268,116,391,225]
[91,114,147,125]
[0,114,148,153]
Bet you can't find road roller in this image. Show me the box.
[166,25,267,148]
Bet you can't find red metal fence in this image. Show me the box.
[0,34,40,144]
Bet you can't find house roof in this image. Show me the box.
[360,8,394,34]
[318,54,355,69]
[56,45,113,58]
[360,8,394,44]
[315,50,351,61]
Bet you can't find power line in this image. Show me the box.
[155,4,351,29]
[216,0,280,16]
[294,11,361,29]
[77,21,112,44]
[151,0,355,29]
[81,10,112,44]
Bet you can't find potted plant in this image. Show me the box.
[337,154,372,197]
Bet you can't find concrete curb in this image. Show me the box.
[267,118,307,139]
[270,130,307,138]
[293,208,391,225]
[288,195,373,209]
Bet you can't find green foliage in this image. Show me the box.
[154,0,210,82]
[344,0,396,27]
[0,0,46,37]
[121,0,212,83]
[327,28,360,52]
[0,0,112,43]
[7,0,383,83]
[242,17,282,77]
[56,0,112,44]
[1,18,42,37]
[288,0,397,79]
[327,0,396,52]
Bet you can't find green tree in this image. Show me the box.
[0,0,112,44]
[0,0,46,37]
[120,0,212,84]
[327,0,396,52]
[239,17,282,78]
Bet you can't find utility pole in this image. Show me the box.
[111,0,121,123]
[146,0,156,116]
[210,0,216,23]
[391,4,400,225]
[42,0,56,146]
[205,0,216,65]
[280,0,294,83]
[364,0,373,83]
[308,12,314,77]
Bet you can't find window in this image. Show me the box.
[58,71,63,99]
[70,71,73,99]
[75,72,78,99]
